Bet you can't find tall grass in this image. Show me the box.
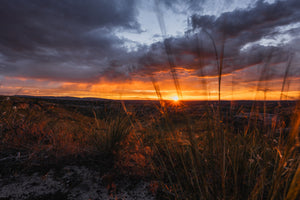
[145,7,300,199]
[143,97,299,199]
[1,95,298,199]
[90,109,131,154]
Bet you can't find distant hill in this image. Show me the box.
[14,95,111,102]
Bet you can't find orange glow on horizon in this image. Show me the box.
[1,75,299,101]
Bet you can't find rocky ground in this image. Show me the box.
[0,165,155,200]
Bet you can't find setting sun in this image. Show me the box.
[172,96,179,102]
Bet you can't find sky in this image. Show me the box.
[0,0,299,100]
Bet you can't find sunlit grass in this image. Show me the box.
[0,93,299,200]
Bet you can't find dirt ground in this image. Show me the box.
[0,165,155,200]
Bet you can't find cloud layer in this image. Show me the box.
[137,0,300,78]
[0,0,299,99]
[0,0,140,82]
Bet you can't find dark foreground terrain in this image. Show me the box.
[0,96,299,199]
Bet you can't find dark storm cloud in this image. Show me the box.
[0,0,140,82]
[136,34,283,77]
[136,0,300,81]
[191,0,300,37]
[192,0,300,78]
[0,0,299,85]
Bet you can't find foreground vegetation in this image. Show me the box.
[0,96,299,199]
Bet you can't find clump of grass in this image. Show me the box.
[143,101,299,199]
[90,110,131,155]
